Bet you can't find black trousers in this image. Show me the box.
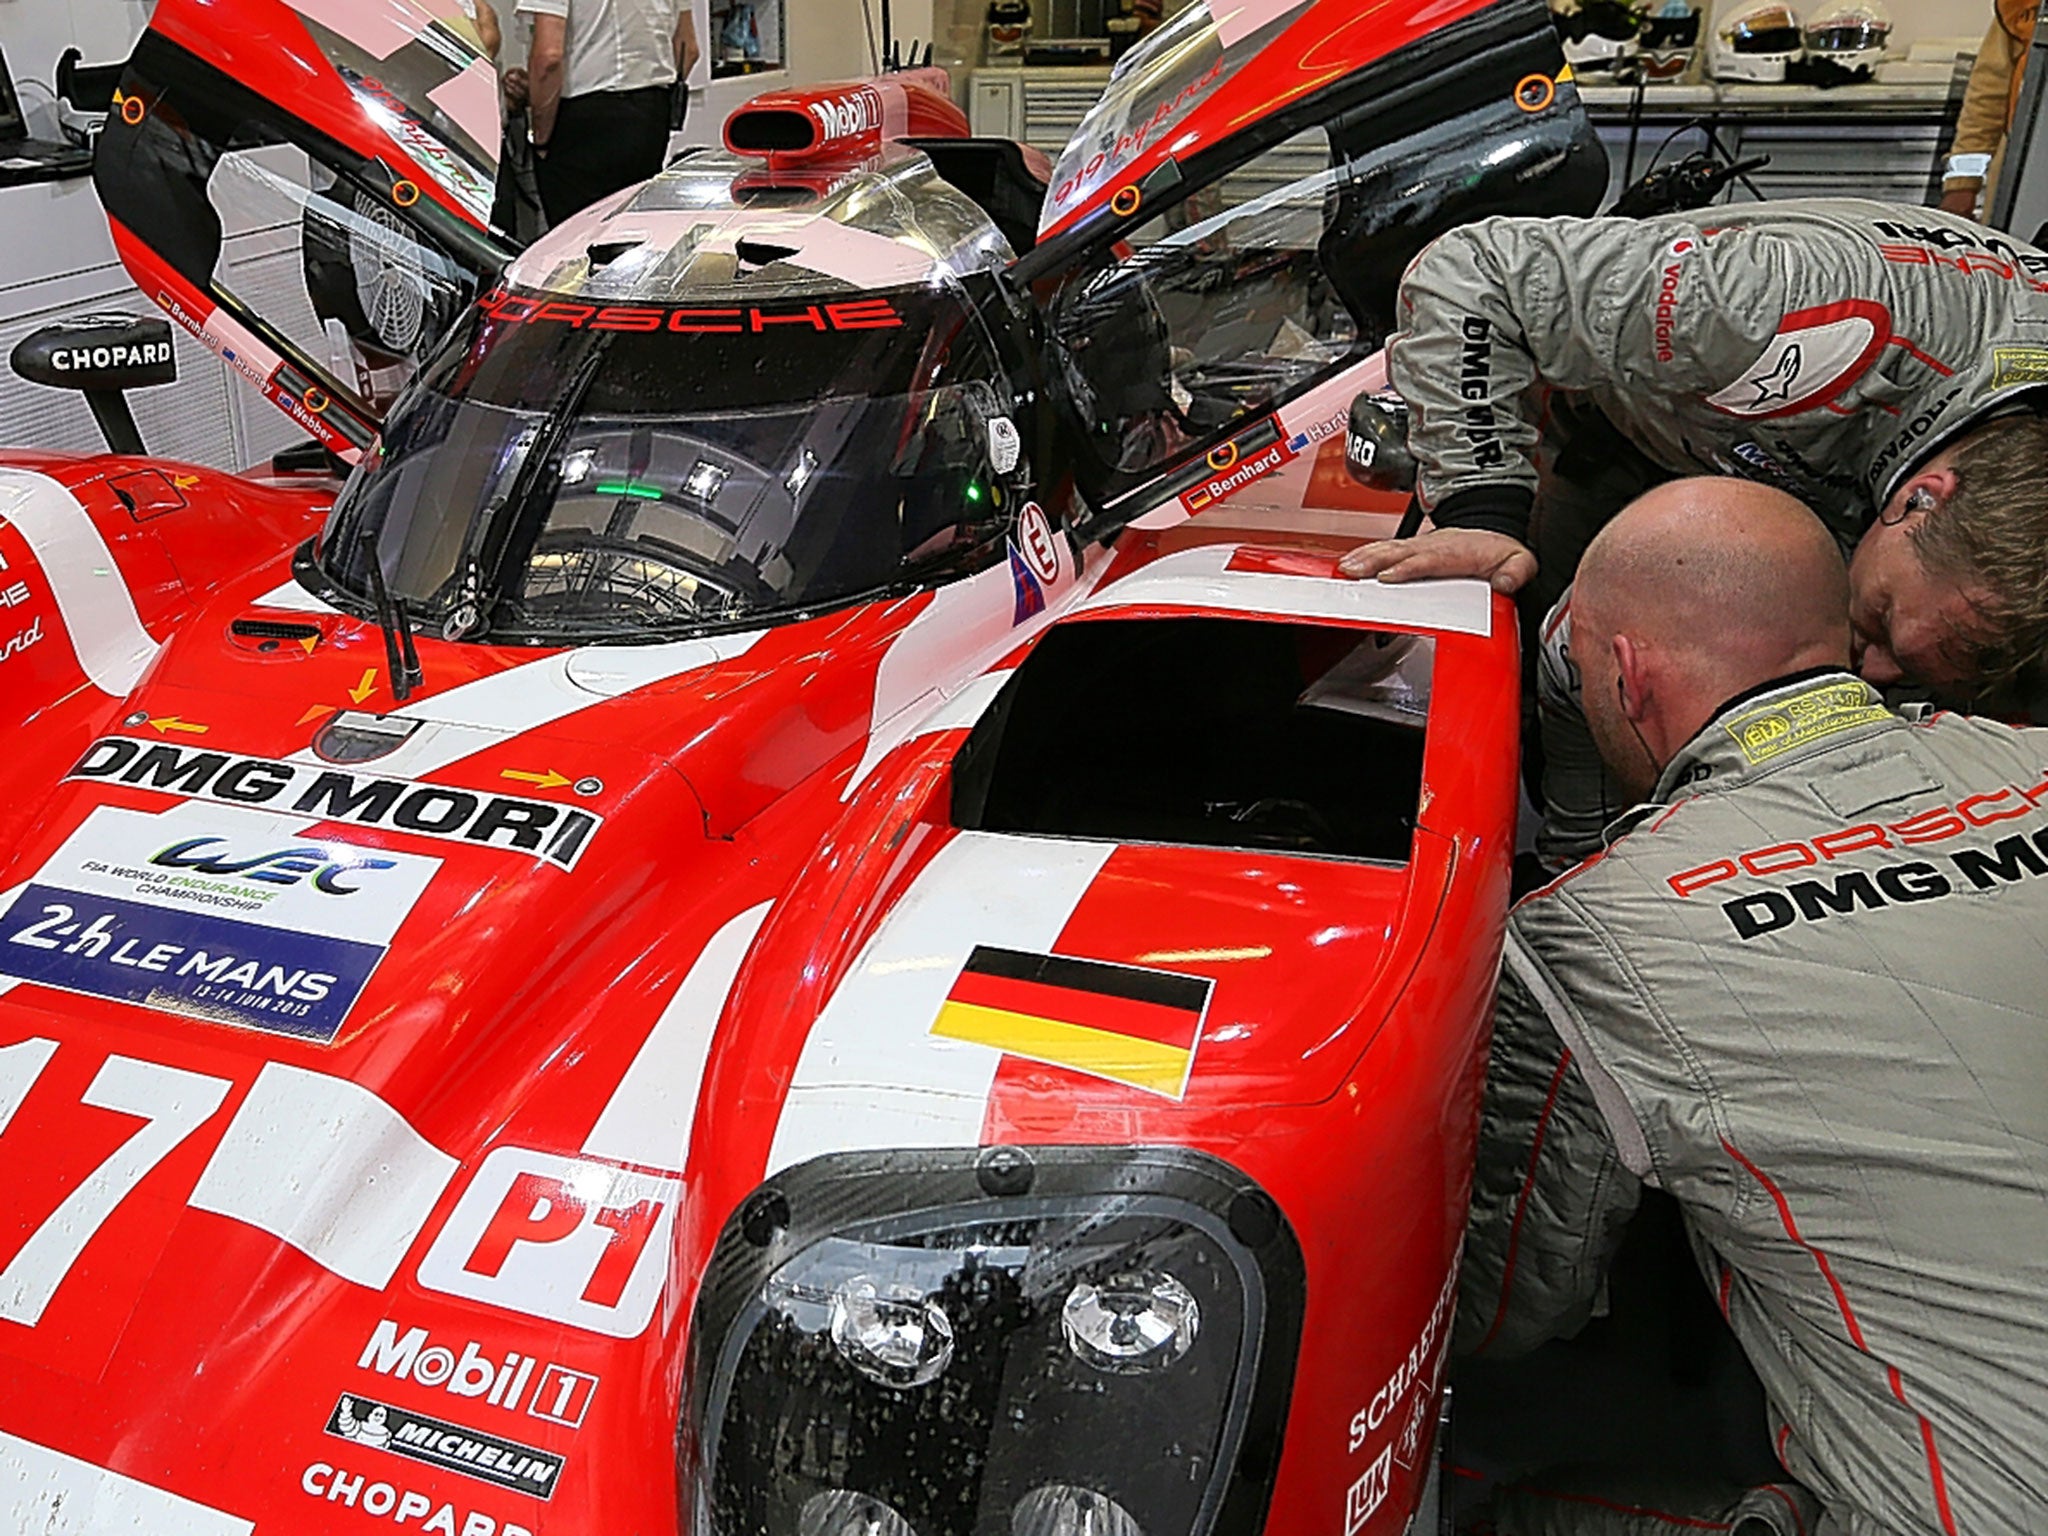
[535,84,672,227]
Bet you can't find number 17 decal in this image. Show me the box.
[0,1037,231,1340]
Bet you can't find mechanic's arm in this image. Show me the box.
[1343,213,1791,588]
[469,0,503,61]
[522,5,568,152]
[676,9,702,78]
[1941,19,2018,217]
[1455,935,1643,1360]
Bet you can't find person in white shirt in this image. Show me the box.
[513,0,699,225]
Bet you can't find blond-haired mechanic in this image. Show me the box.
[1341,199,2048,699]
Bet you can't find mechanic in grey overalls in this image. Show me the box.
[1462,477,2048,1534]
[1340,198,2048,862]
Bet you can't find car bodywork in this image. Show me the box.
[0,1,1603,1531]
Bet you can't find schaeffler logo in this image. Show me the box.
[360,1320,600,1429]
[808,87,882,142]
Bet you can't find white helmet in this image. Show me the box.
[1641,0,1702,80]
[1712,1,1802,82]
[1550,0,1646,76]
[1801,0,1890,79]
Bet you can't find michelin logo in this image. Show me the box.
[0,805,438,1042]
[67,737,601,869]
[325,1394,564,1499]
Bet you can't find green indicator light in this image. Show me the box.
[966,483,983,502]
[595,481,663,501]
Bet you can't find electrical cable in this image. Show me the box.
[858,0,881,73]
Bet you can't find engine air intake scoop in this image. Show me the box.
[722,75,969,167]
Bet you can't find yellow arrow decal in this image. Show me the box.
[500,768,573,790]
[299,635,320,654]
[348,668,378,704]
[148,716,208,735]
[172,474,200,492]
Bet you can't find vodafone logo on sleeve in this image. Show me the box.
[416,1149,680,1338]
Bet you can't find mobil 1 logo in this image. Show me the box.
[326,1394,564,1499]
[359,1319,599,1429]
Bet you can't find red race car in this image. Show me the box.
[0,1,1603,1531]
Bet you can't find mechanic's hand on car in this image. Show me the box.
[1938,186,1980,220]
[1338,528,1537,593]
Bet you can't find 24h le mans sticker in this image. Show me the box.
[0,805,438,1042]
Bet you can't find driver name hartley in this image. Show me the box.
[67,738,602,869]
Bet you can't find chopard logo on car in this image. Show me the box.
[67,738,602,869]
[326,1394,564,1499]
[360,1319,599,1429]
[302,1459,535,1535]
[48,340,172,372]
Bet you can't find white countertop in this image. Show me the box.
[1579,78,1953,112]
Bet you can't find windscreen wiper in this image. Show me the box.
[359,529,425,703]
[465,338,616,640]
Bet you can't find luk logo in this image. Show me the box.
[417,1149,679,1338]
[1343,1445,1392,1535]
[358,1320,600,1428]
[152,836,396,894]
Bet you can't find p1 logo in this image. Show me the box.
[416,1149,678,1338]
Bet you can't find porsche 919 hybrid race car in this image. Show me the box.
[0,0,1607,1531]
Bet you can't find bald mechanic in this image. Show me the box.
[1461,479,2048,1535]
[1338,198,2048,695]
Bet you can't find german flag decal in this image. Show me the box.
[932,946,1213,1100]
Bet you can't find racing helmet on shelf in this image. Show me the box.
[1800,0,1890,77]
[1641,0,1703,80]
[1549,0,1647,75]
[1712,1,1803,81]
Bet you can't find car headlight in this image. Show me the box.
[685,1146,1304,1536]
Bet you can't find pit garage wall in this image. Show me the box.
[0,0,872,470]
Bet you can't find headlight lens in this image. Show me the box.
[829,1278,957,1388]
[1060,1271,1200,1375]
[686,1147,1303,1536]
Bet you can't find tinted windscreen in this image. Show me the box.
[317,280,1023,640]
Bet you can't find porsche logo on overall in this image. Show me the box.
[67,737,603,869]
[932,945,1212,1099]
